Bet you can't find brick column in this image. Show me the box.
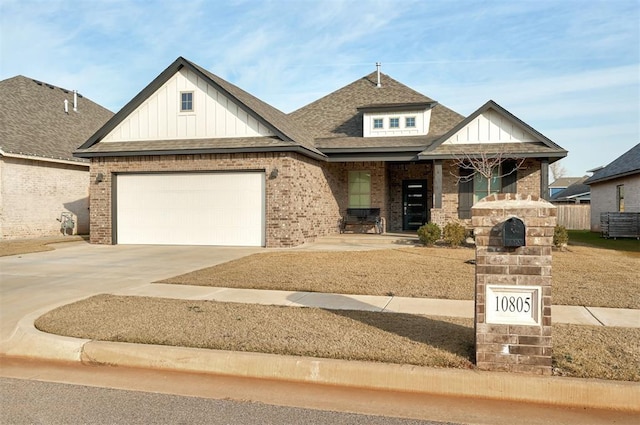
[472,193,556,375]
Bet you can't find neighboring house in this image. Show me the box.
[75,57,567,247]
[584,143,640,232]
[549,176,583,198]
[550,176,590,204]
[0,76,113,239]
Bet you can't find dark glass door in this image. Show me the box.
[403,180,428,231]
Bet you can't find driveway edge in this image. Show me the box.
[80,340,640,412]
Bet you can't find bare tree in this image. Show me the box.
[549,161,567,180]
[453,151,525,194]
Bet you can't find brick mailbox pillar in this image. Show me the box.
[471,193,556,375]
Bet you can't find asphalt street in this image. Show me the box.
[1,377,457,425]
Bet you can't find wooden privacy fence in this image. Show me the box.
[601,212,640,239]
[555,204,590,230]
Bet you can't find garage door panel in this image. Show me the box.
[116,172,265,246]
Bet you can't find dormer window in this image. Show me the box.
[181,92,193,112]
[373,118,384,129]
[389,117,400,128]
[406,117,416,128]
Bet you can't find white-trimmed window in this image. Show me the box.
[373,118,383,129]
[389,117,400,128]
[405,117,416,128]
[181,92,193,112]
[348,171,371,208]
[617,185,625,212]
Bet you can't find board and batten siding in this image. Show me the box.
[103,68,275,142]
[443,110,535,144]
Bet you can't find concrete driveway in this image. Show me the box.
[0,241,261,343]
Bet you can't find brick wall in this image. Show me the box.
[89,152,341,247]
[1,157,89,239]
[326,162,388,233]
[472,193,556,375]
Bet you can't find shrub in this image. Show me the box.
[554,225,569,248]
[443,221,467,247]
[417,222,441,246]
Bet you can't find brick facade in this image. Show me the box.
[1,156,89,239]
[89,152,341,247]
[88,155,547,247]
[431,158,542,228]
[472,193,556,375]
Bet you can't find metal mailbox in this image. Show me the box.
[502,217,526,247]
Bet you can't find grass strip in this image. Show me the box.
[35,294,640,381]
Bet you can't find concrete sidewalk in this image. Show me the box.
[112,283,640,328]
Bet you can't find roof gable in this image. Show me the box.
[101,67,277,143]
[419,100,567,159]
[584,143,640,185]
[77,57,323,158]
[0,75,113,163]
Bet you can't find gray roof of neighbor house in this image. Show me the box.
[289,71,465,143]
[550,176,590,202]
[76,57,324,159]
[584,143,640,185]
[550,177,584,188]
[0,75,113,163]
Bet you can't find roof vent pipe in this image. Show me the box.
[64,99,69,114]
[376,62,381,88]
[73,90,78,112]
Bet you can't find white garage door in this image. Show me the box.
[116,172,265,246]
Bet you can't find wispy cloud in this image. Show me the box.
[0,0,637,175]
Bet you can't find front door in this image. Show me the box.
[403,179,428,231]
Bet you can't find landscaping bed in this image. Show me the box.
[0,236,87,257]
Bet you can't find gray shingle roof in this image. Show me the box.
[289,71,465,140]
[0,76,113,163]
[550,176,590,201]
[420,142,565,159]
[549,177,583,188]
[584,143,640,185]
[77,137,297,156]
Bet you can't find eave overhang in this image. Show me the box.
[357,101,436,113]
[74,145,328,162]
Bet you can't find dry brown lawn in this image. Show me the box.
[35,294,640,381]
[0,235,87,257]
[161,245,640,308]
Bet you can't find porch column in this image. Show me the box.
[540,159,549,200]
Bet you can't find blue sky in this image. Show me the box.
[1,0,638,177]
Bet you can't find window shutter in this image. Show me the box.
[502,160,518,194]
[458,167,474,219]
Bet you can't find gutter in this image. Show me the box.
[74,145,328,162]
[0,148,89,167]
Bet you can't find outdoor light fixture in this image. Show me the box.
[270,168,279,179]
[95,172,104,183]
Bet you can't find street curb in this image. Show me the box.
[79,341,640,412]
[4,319,638,412]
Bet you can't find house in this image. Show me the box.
[584,143,640,232]
[0,76,113,239]
[75,57,567,247]
[550,176,590,204]
[549,176,584,198]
